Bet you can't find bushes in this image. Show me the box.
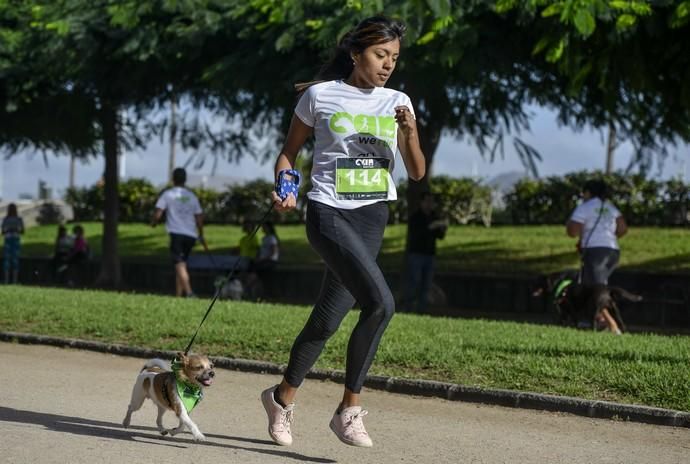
[66,178,304,224]
[64,171,690,226]
[391,176,493,226]
[504,171,690,226]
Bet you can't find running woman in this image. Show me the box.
[261,16,425,448]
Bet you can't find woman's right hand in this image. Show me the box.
[272,191,297,213]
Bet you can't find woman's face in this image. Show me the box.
[351,39,400,87]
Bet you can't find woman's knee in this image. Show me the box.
[363,291,395,323]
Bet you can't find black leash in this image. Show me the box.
[184,202,275,355]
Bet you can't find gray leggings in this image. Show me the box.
[284,200,394,393]
[581,247,620,285]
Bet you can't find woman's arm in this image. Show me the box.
[395,105,425,181]
[272,115,313,212]
[615,216,628,238]
[566,220,583,238]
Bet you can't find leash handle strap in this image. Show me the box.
[184,202,275,355]
[275,169,301,200]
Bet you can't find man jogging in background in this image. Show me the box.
[152,167,206,297]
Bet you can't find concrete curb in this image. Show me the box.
[2,331,688,428]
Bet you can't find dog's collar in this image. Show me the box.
[171,358,203,413]
[553,279,573,300]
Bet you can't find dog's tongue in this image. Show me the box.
[201,378,213,387]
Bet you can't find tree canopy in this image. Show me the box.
[1,0,689,286]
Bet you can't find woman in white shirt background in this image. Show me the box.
[566,179,628,285]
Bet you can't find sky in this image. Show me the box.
[1,105,688,201]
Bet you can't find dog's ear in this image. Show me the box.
[176,352,188,364]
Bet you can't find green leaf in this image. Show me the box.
[531,36,551,56]
[541,2,564,18]
[494,0,517,14]
[305,19,323,30]
[670,1,690,28]
[45,20,70,35]
[574,9,596,36]
[546,37,565,62]
[616,13,637,31]
[609,1,629,11]
[425,0,451,18]
[416,30,436,45]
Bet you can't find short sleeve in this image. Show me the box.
[401,93,416,119]
[569,203,587,224]
[155,193,167,210]
[294,85,317,127]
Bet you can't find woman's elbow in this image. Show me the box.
[408,165,426,182]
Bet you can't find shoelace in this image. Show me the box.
[344,409,368,434]
[280,407,294,429]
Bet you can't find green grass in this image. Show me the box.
[1,286,688,411]
[21,222,690,274]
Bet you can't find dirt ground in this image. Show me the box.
[1,342,688,464]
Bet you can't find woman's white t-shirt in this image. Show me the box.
[569,197,621,249]
[294,80,414,209]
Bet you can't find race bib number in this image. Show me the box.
[335,158,390,200]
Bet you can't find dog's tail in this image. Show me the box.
[610,287,643,302]
[140,358,169,373]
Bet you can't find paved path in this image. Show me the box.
[1,342,688,464]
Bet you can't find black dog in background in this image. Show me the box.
[534,270,643,333]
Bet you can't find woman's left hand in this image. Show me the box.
[394,105,417,139]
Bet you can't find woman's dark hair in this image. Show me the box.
[296,15,406,91]
[172,167,187,186]
[6,203,17,217]
[583,179,608,199]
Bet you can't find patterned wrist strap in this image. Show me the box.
[276,169,301,200]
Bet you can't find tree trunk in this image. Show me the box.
[168,96,176,183]
[96,102,121,288]
[69,154,75,189]
[605,122,616,174]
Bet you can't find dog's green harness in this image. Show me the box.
[171,358,203,413]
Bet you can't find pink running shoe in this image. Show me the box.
[261,385,294,446]
[329,406,373,447]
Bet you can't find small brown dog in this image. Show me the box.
[122,353,215,441]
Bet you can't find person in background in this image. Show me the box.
[566,178,628,334]
[255,221,280,272]
[236,219,260,264]
[152,167,206,297]
[244,221,280,299]
[1,203,24,284]
[401,191,448,313]
[53,225,74,281]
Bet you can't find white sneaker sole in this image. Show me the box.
[329,418,373,447]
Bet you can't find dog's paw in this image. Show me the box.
[159,429,169,436]
[193,432,206,442]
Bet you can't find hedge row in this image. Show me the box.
[61,171,689,226]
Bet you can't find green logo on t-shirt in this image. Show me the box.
[329,112,396,147]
